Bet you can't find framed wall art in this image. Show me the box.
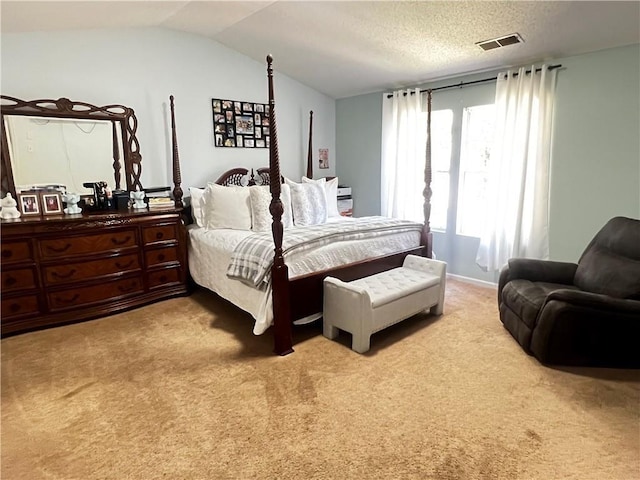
[212,98,270,148]
[319,148,329,169]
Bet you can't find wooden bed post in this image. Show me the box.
[266,55,294,356]
[169,95,184,209]
[112,120,121,190]
[306,110,313,179]
[422,90,433,258]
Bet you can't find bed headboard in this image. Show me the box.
[215,168,258,186]
[214,167,284,186]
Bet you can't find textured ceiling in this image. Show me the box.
[2,1,639,99]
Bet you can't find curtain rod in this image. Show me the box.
[386,64,562,98]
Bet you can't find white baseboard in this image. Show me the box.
[446,273,497,289]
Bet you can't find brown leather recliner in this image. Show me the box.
[498,216,640,368]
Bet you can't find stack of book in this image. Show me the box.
[147,196,174,210]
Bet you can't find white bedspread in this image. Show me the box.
[188,216,422,335]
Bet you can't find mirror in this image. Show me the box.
[5,115,117,194]
[1,96,143,198]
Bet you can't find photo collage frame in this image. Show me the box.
[212,98,270,148]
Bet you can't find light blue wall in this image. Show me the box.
[335,92,382,215]
[1,27,336,190]
[550,45,640,261]
[336,44,640,282]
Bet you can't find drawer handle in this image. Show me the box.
[2,249,13,258]
[157,254,166,262]
[55,293,80,305]
[118,282,137,293]
[155,232,164,240]
[115,260,134,269]
[46,243,71,254]
[52,269,76,280]
[5,276,17,286]
[111,236,131,246]
[9,303,21,313]
[159,275,168,282]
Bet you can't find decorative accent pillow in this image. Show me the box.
[188,187,205,227]
[285,178,328,226]
[249,184,293,232]
[302,176,340,217]
[202,183,252,230]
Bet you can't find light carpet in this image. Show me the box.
[2,279,639,480]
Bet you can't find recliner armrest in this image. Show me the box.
[546,289,640,314]
[498,259,578,304]
[508,258,578,283]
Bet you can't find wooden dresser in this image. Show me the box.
[1,208,189,336]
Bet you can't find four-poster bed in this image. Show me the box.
[172,55,433,355]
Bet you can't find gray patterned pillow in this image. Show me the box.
[286,179,328,226]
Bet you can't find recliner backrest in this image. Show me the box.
[574,216,640,299]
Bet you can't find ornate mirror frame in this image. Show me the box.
[0,95,143,198]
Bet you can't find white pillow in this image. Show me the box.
[285,178,328,226]
[249,184,293,232]
[202,183,252,230]
[189,187,205,227]
[302,176,340,217]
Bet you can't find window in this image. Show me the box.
[429,109,453,231]
[456,104,495,237]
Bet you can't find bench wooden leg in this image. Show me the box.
[431,303,443,315]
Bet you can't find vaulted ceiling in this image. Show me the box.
[2,1,639,99]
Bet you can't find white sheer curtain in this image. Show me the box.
[476,65,557,271]
[381,88,425,222]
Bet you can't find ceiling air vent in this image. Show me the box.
[476,33,524,51]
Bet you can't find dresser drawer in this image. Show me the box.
[2,294,40,321]
[1,241,32,264]
[39,230,137,258]
[148,266,181,289]
[43,253,141,286]
[145,247,178,267]
[2,268,37,292]
[143,224,177,245]
[47,276,143,311]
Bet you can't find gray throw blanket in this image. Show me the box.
[226,217,423,288]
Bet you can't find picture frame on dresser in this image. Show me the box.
[41,192,63,215]
[16,192,40,215]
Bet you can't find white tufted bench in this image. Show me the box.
[323,255,447,353]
